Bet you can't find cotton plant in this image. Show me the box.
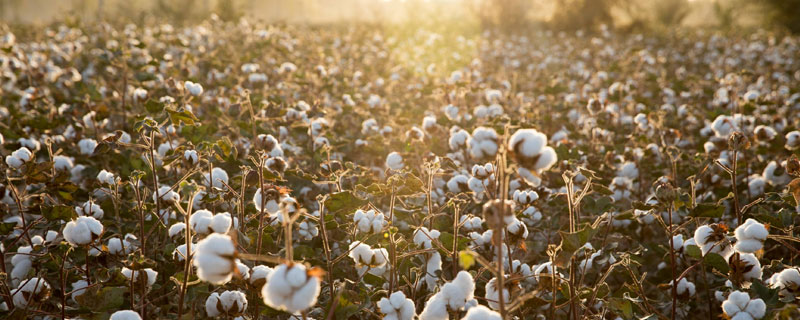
[378,291,416,320]
[508,128,557,186]
[63,216,104,247]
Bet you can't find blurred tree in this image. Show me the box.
[548,0,615,32]
[760,0,800,34]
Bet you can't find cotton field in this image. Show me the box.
[2,9,800,320]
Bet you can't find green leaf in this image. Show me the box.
[75,286,125,311]
[689,203,725,218]
[324,191,367,215]
[166,107,200,126]
[703,252,729,273]
[684,244,702,259]
[0,222,16,235]
[144,99,164,114]
[43,205,76,221]
[559,224,598,254]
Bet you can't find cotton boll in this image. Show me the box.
[169,222,186,238]
[193,233,236,285]
[447,175,469,193]
[449,129,469,150]
[184,150,199,165]
[5,147,32,168]
[462,305,501,320]
[121,268,158,288]
[250,265,273,289]
[694,224,732,256]
[109,310,142,320]
[76,200,104,219]
[63,216,104,246]
[353,209,386,234]
[107,235,137,255]
[297,221,319,240]
[722,291,765,319]
[97,169,117,185]
[53,155,74,171]
[11,277,50,308]
[378,291,415,320]
[459,215,483,231]
[184,81,203,96]
[206,290,247,317]
[202,167,229,189]
[785,131,800,150]
[734,219,768,253]
[386,152,404,170]
[78,138,98,155]
[513,189,539,205]
[261,263,321,314]
[467,127,498,159]
[671,278,696,297]
[153,186,180,204]
[484,277,511,310]
[413,227,441,249]
[731,253,762,282]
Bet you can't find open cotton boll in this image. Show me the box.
[349,242,389,272]
[693,224,732,257]
[670,278,696,297]
[183,150,199,165]
[722,291,766,320]
[261,263,321,314]
[202,167,229,189]
[730,253,762,282]
[448,129,469,151]
[353,209,386,234]
[467,127,499,159]
[785,131,800,150]
[11,277,50,308]
[513,189,539,205]
[447,175,469,193]
[78,138,98,155]
[250,265,273,288]
[173,243,196,261]
[420,270,475,319]
[193,233,236,285]
[109,310,142,320]
[97,169,117,186]
[484,277,511,310]
[169,222,186,238]
[459,215,483,231]
[378,291,416,320]
[153,186,180,204]
[76,200,104,219]
[53,155,73,171]
[184,81,203,96]
[509,128,557,173]
[734,219,768,253]
[121,268,158,287]
[107,234,137,255]
[413,227,441,249]
[297,221,319,240]
[462,305,501,320]
[63,216,103,246]
[206,290,247,317]
[424,252,443,290]
[5,147,32,169]
[386,152,404,170]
